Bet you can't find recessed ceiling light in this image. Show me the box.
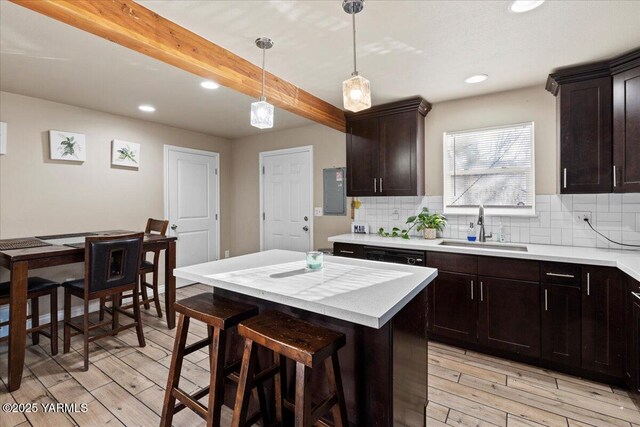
[510,0,545,13]
[465,74,488,84]
[200,80,220,90]
[138,104,156,113]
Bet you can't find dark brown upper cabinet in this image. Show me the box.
[547,48,640,194]
[558,77,613,193]
[613,61,640,192]
[346,97,430,197]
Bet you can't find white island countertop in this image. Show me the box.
[173,249,437,329]
[329,234,640,282]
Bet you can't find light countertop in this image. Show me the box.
[173,249,437,329]
[329,234,640,282]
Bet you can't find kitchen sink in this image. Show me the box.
[439,240,528,252]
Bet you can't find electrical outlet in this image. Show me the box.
[224,250,230,258]
[391,209,400,220]
[314,207,323,216]
[575,211,592,223]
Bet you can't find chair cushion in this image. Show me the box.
[0,277,59,298]
[61,278,85,291]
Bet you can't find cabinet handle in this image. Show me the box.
[544,289,548,311]
[563,168,567,189]
[633,292,640,301]
[480,281,484,302]
[373,178,377,193]
[471,280,474,300]
[586,272,590,296]
[339,250,354,254]
[613,165,617,188]
[380,177,383,193]
[545,272,575,278]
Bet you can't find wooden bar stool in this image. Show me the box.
[161,293,268,427]
[0,277,59,355]
[232,310,349,427]
[139,218,169,317]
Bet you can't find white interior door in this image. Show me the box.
[165,146,219,282]
[261,147,313,252]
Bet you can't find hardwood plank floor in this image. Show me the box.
[1,283,638,427]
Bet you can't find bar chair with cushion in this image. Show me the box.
[105,218,169,319]
[0,277,59,355]
[62,232,146,370]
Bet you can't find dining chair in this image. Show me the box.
[99,218,168,320]
[139,218,169,317]
[62,232,146,370]
[0,277,59,355]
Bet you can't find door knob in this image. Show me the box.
[171,224,178,230]
[304,216,308,221]
[302,226,309,232]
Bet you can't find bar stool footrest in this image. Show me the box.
[171,387,208,419]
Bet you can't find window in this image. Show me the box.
[443,122,535,216]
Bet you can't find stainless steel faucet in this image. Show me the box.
[477,204,492,242]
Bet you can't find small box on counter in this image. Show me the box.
[351,222,368,234]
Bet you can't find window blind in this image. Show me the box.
[443,122,534,212]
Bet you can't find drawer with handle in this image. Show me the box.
[540,262,582,286]
[333,242,365,259]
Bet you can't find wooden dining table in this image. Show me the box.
[0,230,177,391]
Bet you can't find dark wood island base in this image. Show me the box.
[215,286,428,427]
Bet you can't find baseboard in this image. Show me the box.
[0,284,172,338]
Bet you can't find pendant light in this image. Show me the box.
[251,37,274,129]
[342,0,371,112]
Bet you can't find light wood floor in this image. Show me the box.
[1,283,639,427]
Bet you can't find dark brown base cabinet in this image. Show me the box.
[478,277,541,358]
[333,243,634,387]
[582,266,625,377]
[427,271,477,344]
[541,283,582,369]
[626,276,640,392]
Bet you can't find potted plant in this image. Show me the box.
[404,207,447,240]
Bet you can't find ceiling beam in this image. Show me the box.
[10,0,346,132]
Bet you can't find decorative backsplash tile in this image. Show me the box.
[353,194,640,250]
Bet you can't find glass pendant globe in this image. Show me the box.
[250,99,274,129]
[343,74,371,112]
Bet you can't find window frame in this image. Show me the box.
[442,121,536,217]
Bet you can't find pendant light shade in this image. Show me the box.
[251,37,274,129]
[343,73,371,113]
[342,0,371,112]
[250,97,274,129]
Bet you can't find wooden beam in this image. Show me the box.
[10,0,346,132]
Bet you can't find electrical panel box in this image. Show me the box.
[323,167,346,216]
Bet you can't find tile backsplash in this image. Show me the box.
[353,193,640,250]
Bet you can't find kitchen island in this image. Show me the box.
[174,249,437,427]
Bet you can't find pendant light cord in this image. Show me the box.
[352,10,357,74]
[261,46,266,100]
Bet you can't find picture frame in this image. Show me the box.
[111,139,140,168]
[49,130,86,161]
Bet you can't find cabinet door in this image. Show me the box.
[626,276,640,389]
[346,118,379,196]
[541,284,582,368]
[613,66,640,192]
[632,296,640,392]
[560,77,613,193]
[582,267,625,377]
[478,277,541,358]
[427,271,477,344]
[379,111,418,196]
